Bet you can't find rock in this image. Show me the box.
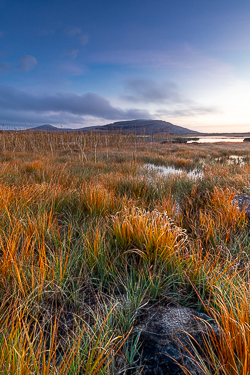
[234,194,250,219]
[171,139,188,144]
[134,305,218,375]
[160,140,170,144]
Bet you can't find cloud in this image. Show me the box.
[57,62,85,76]
[123,78,185,104]
[123,78,219,116]
[80,34,89,46]
[90,46,234,80]
[0,55,37,73]
[67,27,89,46]
[18,55,37,71]
[156,105,220,118]
[90,48,193,67]
[0,86,151,126]
[0,108,87,129]
[66,27,89,46]
[69,49,79,59]
[67,27,82,36]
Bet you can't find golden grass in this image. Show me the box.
[0,131,249,373]
[182,186,247,248]
[111,207,187,263]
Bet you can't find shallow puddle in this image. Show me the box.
[143,163,204,179]
[228,155,246,166]
[215,155,246,166]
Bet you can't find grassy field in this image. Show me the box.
[0,130,250,374]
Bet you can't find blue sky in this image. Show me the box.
[1,0,250,131]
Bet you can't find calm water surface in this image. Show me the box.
[188,138,245,143]
[143,164,204,179]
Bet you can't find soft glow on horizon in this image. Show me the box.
[0,0,250,132]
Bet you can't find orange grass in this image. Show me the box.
[181,186,247,248]
[0,301,125,375]
[192,277,250,375]
[81,183,121,216]
[0,132,249,373]
[111,207,188,263]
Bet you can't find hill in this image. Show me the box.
[30,120,200,135]
[80,119,200,135]
[29,124,73,132]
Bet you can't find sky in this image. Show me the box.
[1,0,250,132]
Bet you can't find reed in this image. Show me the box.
[111,207,187,264]
[0,131,249,373]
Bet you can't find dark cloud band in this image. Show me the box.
[0,86,151,126]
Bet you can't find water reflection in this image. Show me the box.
[215,155,246,166]
[188,138,244,143]
[228,155,246,165]
[143,163,204,179]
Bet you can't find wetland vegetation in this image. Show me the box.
[0,130,250,374]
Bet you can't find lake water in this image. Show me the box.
[143,163,204,179]
[188,138,245,143]
[142,154,246,181]
[216,155,246,166]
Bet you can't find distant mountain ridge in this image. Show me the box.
[29,120,200,135]
[29,124,73,132]
[94,120,200,135]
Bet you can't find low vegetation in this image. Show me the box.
[0,130,250,374]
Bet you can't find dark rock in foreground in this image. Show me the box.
[134,305,218,375]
